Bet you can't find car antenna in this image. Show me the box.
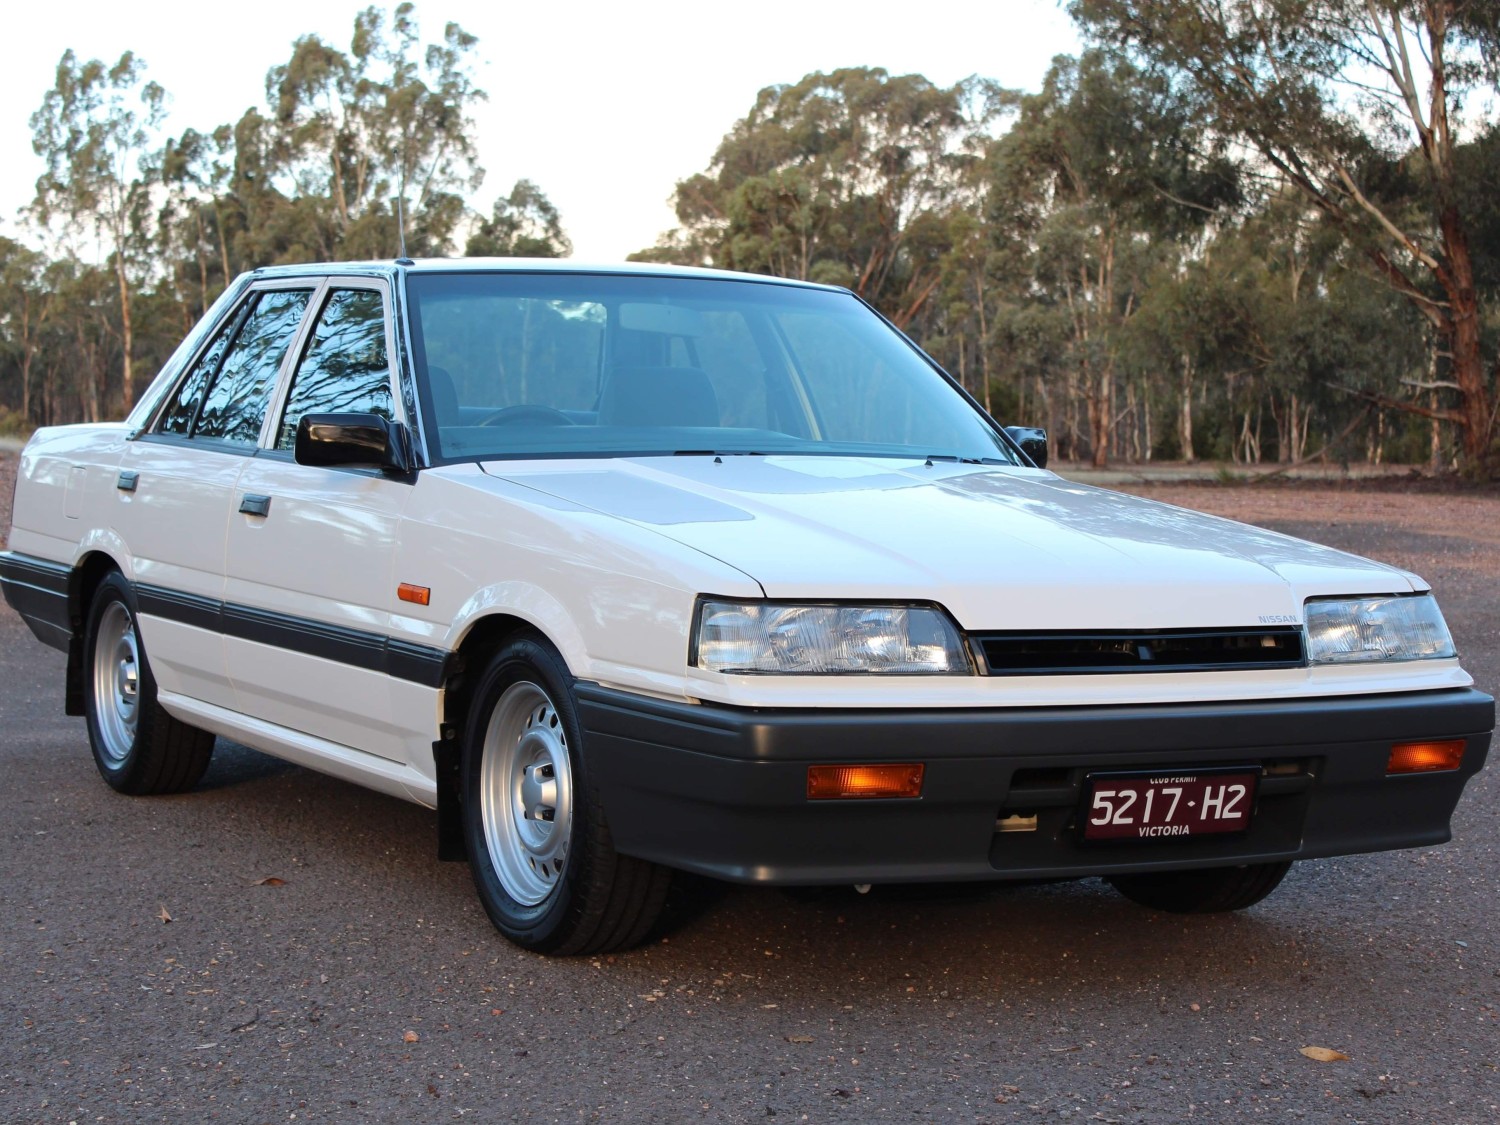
[395,193,413,265]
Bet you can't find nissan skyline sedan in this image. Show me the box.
[1,259,1492,954]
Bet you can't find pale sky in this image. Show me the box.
[3,0,1081,261]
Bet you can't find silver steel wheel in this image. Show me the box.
[91,600,140,766]
[479,681,575,906]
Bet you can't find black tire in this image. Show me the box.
[461,634,670,955]
[1108,861,1292,914]
[82,572,215,795]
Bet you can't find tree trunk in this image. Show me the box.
[1438,212,1493,471]
[975,269,991,416]
[1178,352,1195,462]
[1143,377,1153,461]
[114,255,134,409]
[194,210,211,317]
[1430,384,1443,472]
[213,201,232,290]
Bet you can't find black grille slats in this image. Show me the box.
[974,627,1304,675]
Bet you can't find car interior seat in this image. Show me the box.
[596,366,720,428]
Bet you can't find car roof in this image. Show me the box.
[249,258,847,292]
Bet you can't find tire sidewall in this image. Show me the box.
[83,572,156,791]
[461,635,594,950]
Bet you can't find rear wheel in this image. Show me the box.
[462,634,670,954]
[83,572,215,794]
[1108,861,1292,914]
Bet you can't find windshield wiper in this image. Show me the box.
[672,449,768,457]
[922,454,1006,466]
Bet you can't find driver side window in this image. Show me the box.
[276,288,394,450]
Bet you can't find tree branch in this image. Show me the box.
[1331,382,1463,423]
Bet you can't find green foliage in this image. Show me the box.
[466,180,572,258]
[635,67,1012,331]
[1069,0,1500,473]
[3,5,1496,478]
[0,3,570,427]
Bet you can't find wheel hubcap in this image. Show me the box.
[479,681,574,905]
[91,601,139,765]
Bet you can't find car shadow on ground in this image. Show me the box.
[194,738,303,791]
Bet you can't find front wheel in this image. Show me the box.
[83,572,215,794]
[1107,861,1292,914]
[462,635,670,954]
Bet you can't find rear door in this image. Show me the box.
[120,282,315,709]
[222,279,422,762]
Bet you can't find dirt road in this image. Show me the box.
[2,457,1496,1122]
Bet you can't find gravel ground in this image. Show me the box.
[1,454,1496,1124]
[0,451,15,549]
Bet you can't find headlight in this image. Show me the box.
[694,600,971,674]
[1305,594,1456,664]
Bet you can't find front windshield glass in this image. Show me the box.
[405,271,1020,464]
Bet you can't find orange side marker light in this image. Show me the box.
[397,582,431,606]
[807,763,924,800]
[1387,739,1465,774]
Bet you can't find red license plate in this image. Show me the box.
[1083,769,1257,841]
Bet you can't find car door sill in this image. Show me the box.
[158,690,437,807]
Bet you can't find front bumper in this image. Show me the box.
[578,685,1493,885]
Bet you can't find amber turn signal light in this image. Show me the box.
[1387,739,1465,774]
[807,763,924,800]
[397,582,431,606]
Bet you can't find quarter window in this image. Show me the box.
[276,288,394,450]
[194,289,312,444]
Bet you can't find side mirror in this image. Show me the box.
[1004,426,1048,469]
[294,412,413,474]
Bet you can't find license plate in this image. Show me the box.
[1083,768,1257,841]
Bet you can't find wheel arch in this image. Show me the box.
[435,611,566,863]
[63,549,129,717]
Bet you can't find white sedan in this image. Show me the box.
[1,260,1492,954]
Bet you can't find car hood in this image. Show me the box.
[483,457,1419,630]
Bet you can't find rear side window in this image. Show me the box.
[276,288,393,450]
[194,289,312,444]
[157,308,242,435]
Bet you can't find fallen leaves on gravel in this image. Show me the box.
[403,1030,420,1043]
[157,905,172,924]
[251,876,286,886]
[785,1034,814,1044]
[1300,1046,1350,1062]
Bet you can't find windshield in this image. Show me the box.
[405,271,1020,465]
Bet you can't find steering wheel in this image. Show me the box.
[476,404,577,427]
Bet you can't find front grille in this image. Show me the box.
[973,627,1304,675]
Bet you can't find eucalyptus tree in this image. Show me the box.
[266,2,484,257]
[466,179,572,258]
[30,50,165,407]
[0,238,55,427]
[156,125,239,318]
[984,50,1237,466]
[1071,0,1500,474]
[636,67,1009,331]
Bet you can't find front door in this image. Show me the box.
[222,281,417,762]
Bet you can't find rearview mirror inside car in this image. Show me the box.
[618,302,708,337]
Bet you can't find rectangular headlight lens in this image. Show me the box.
[1305,594,1456,664]
[695,600,971,674]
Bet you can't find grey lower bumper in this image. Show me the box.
[577,685,1493,885]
